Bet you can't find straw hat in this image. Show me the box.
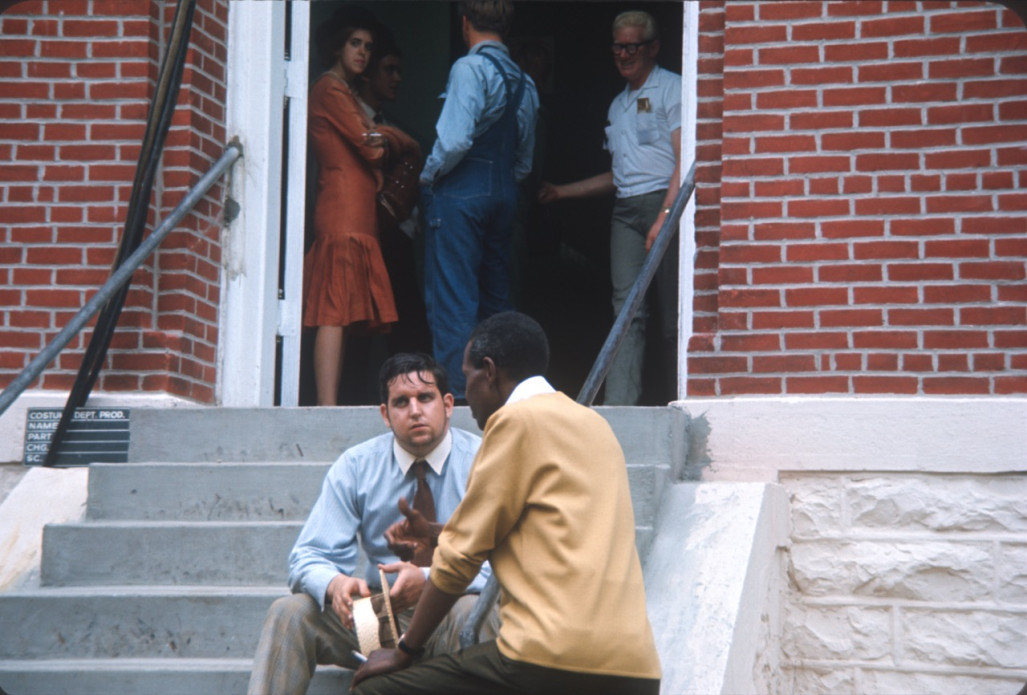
[353,567,401,655]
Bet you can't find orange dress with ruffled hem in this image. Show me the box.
[303,73,397,331]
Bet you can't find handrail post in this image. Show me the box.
[458,569,503,649]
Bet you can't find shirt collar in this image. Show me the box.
[620,64,660,104]
[469,40,508,57]
[393,429,452,476]
[505,376,556,406]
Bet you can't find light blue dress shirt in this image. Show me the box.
[288,427,487,609]
[420,40,539,186]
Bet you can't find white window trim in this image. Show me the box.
[678,1,699,400]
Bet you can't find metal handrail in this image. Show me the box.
[0,142,243,418]
[459,160,698,648]
[578,160,697,406]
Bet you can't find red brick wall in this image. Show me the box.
[0,0,229,403]
[689,0,1027,396]
[3,0,1023,403]
[693,2,727,342]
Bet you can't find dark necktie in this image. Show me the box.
[412,460,437,522]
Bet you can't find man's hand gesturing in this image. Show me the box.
[385,497,442,567]
[378,561,426,612]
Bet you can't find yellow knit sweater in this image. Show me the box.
[430,391,661,679]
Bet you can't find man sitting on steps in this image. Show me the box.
[352,312,661,695]
[247,352,498,695]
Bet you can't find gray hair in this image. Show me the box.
[612,10,658,42]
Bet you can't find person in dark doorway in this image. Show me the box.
[420,0,539,400]
[351,312,661,695]
[247,353,498,695]
[356,24,432,357]
[538,10,682,406]
[355,24,404,128]
[303,7,418,406]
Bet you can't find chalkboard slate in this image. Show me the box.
[23,408,131,466]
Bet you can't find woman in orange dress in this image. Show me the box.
[305,8,412,405]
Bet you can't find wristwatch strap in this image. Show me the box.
[397,636,425,658]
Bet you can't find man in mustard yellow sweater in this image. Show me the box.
[353,311,661,694]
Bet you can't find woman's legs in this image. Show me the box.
[314,325,346,406]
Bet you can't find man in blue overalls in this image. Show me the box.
[419,0,539,400]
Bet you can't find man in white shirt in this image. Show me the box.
[539,10,682,406]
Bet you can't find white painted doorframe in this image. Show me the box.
[280,1,312,407]
[219,0,287,407]
[679,1,698,399]
[220,0,308,407]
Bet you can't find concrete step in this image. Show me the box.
[127,406,426,463]
[126,406,687,475]
[40,518,650,588]
[85,460,662,527]
[0,586,284,660]
[86,462,329,521]
[0,405,687,693]
[0,658,351,695]
[40,521,302,587]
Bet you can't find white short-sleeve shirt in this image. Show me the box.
[604,65,682,198]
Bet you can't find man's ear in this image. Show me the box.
[380,402,392,428]
[443,392,455,418]
[482,356,498,384]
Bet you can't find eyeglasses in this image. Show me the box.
[611,39,654,56]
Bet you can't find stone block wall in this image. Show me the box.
[781,471,1027,693]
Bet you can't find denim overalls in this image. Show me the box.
[423,48,527,398]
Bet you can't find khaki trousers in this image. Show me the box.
[247,592,499,695]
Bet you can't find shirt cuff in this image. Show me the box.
[465,568,489,594]
[306,567,344,611]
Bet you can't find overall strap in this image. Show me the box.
[478,47,526,120]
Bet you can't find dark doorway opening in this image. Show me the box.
[298,1,684,406]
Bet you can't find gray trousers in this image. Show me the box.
[247,592,499,695]
[606,190,679,405]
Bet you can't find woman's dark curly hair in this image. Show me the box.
[314,5,379,70]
